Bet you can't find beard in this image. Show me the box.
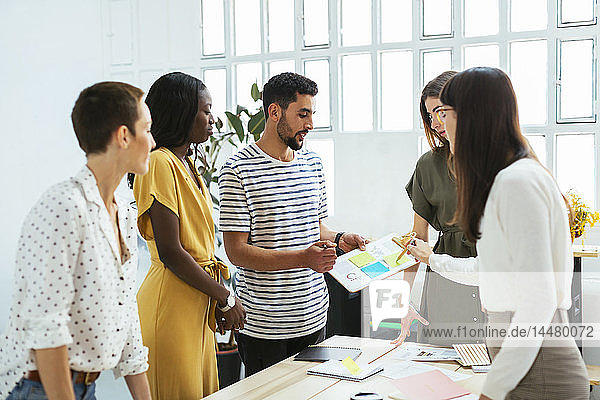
[276,114,304,151]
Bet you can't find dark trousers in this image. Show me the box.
[235,327,326,377]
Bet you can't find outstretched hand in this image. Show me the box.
[390,305,429,346]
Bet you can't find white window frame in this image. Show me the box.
[103,0,600,206]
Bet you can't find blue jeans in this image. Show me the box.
[6,376,96,400]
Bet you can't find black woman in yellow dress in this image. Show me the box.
[130,72,246,399]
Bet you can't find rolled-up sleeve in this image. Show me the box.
[16,195,79,350]
[112,312,149,378]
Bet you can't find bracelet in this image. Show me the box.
[334,232,345,256]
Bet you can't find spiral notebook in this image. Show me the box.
[294,345,362,362]
[306,359,384,382]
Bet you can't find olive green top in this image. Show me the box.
[406,149,476,257]
[406,149,484,345]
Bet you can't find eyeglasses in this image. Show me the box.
[433,107,454,124]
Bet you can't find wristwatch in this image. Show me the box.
[218,293,236,312]
[334,231,346,256]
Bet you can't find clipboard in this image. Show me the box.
[328,233,418,292]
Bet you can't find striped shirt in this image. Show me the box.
[218,143,329,339]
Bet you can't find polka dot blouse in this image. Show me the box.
[0,167,148,398]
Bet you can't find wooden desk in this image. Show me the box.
[206,336,600,399]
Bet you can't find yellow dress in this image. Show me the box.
[133,148,228,400]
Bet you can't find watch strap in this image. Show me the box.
[334,232,346,256]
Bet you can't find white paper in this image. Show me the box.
[392,342,461,362]
[380,359,470,382]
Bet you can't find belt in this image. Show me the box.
[25,370,100,385]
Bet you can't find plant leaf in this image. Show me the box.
[236,105,248,116]
[225,111,244,142]
[248,111,265,139]
[215,117,223,131]
[251,82,262,102]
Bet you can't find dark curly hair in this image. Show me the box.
[262,72,318,120]
[127,72,208,188]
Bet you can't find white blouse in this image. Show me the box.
[0,166,148,399]
[428,158,574,400]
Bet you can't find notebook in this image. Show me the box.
[294,345,362,362]
[306,360,383,382]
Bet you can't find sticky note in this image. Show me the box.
[349,252,376,268]
[383,252,411,268]
[341,356,362,375]
[360,262,389,278]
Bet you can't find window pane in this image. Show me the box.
[464,44,499,69]
[303,0,329,47]
[464,0,499,37]
[305,139,334,215]
[422,0,452,37]
[202,0,225,55]
[422,50,452,86]
[268,0,294,52]
[560,0,595,25]
[511,0,547,32]
[524,135,546,166]
[381,0,411,43]
[558,39,595,121]
[341,0,371,46]
[203,69,227,126]
[381,51,413,130]
[236,63,263,110]
[341,54,372,131]
[510,40,547,125]
[304,59,331,129]
[268,60,296,78]
[556,134,595,207]
[234,0,261,56]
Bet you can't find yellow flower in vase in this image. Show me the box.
[566,190,600,246]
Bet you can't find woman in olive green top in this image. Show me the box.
[392,71,484,346]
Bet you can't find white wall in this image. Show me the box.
[0,0,104,327]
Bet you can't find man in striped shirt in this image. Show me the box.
[218,72,367,376]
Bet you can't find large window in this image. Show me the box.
[105,0,599,207]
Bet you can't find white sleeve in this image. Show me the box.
[481,175,559,400]
[428,254,479,286]
[17,194,78,350]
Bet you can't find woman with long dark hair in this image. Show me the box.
[393,71,484,347]
[408,67,588,399]
[131,72,245,399]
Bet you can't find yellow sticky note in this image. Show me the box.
[341,356,362,375]
[384,252,411,268]
[349,252,376,268]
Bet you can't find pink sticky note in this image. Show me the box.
[392,369,470,400]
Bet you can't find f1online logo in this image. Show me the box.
[368,280,410,331]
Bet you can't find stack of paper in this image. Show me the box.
[380,359,469,382]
